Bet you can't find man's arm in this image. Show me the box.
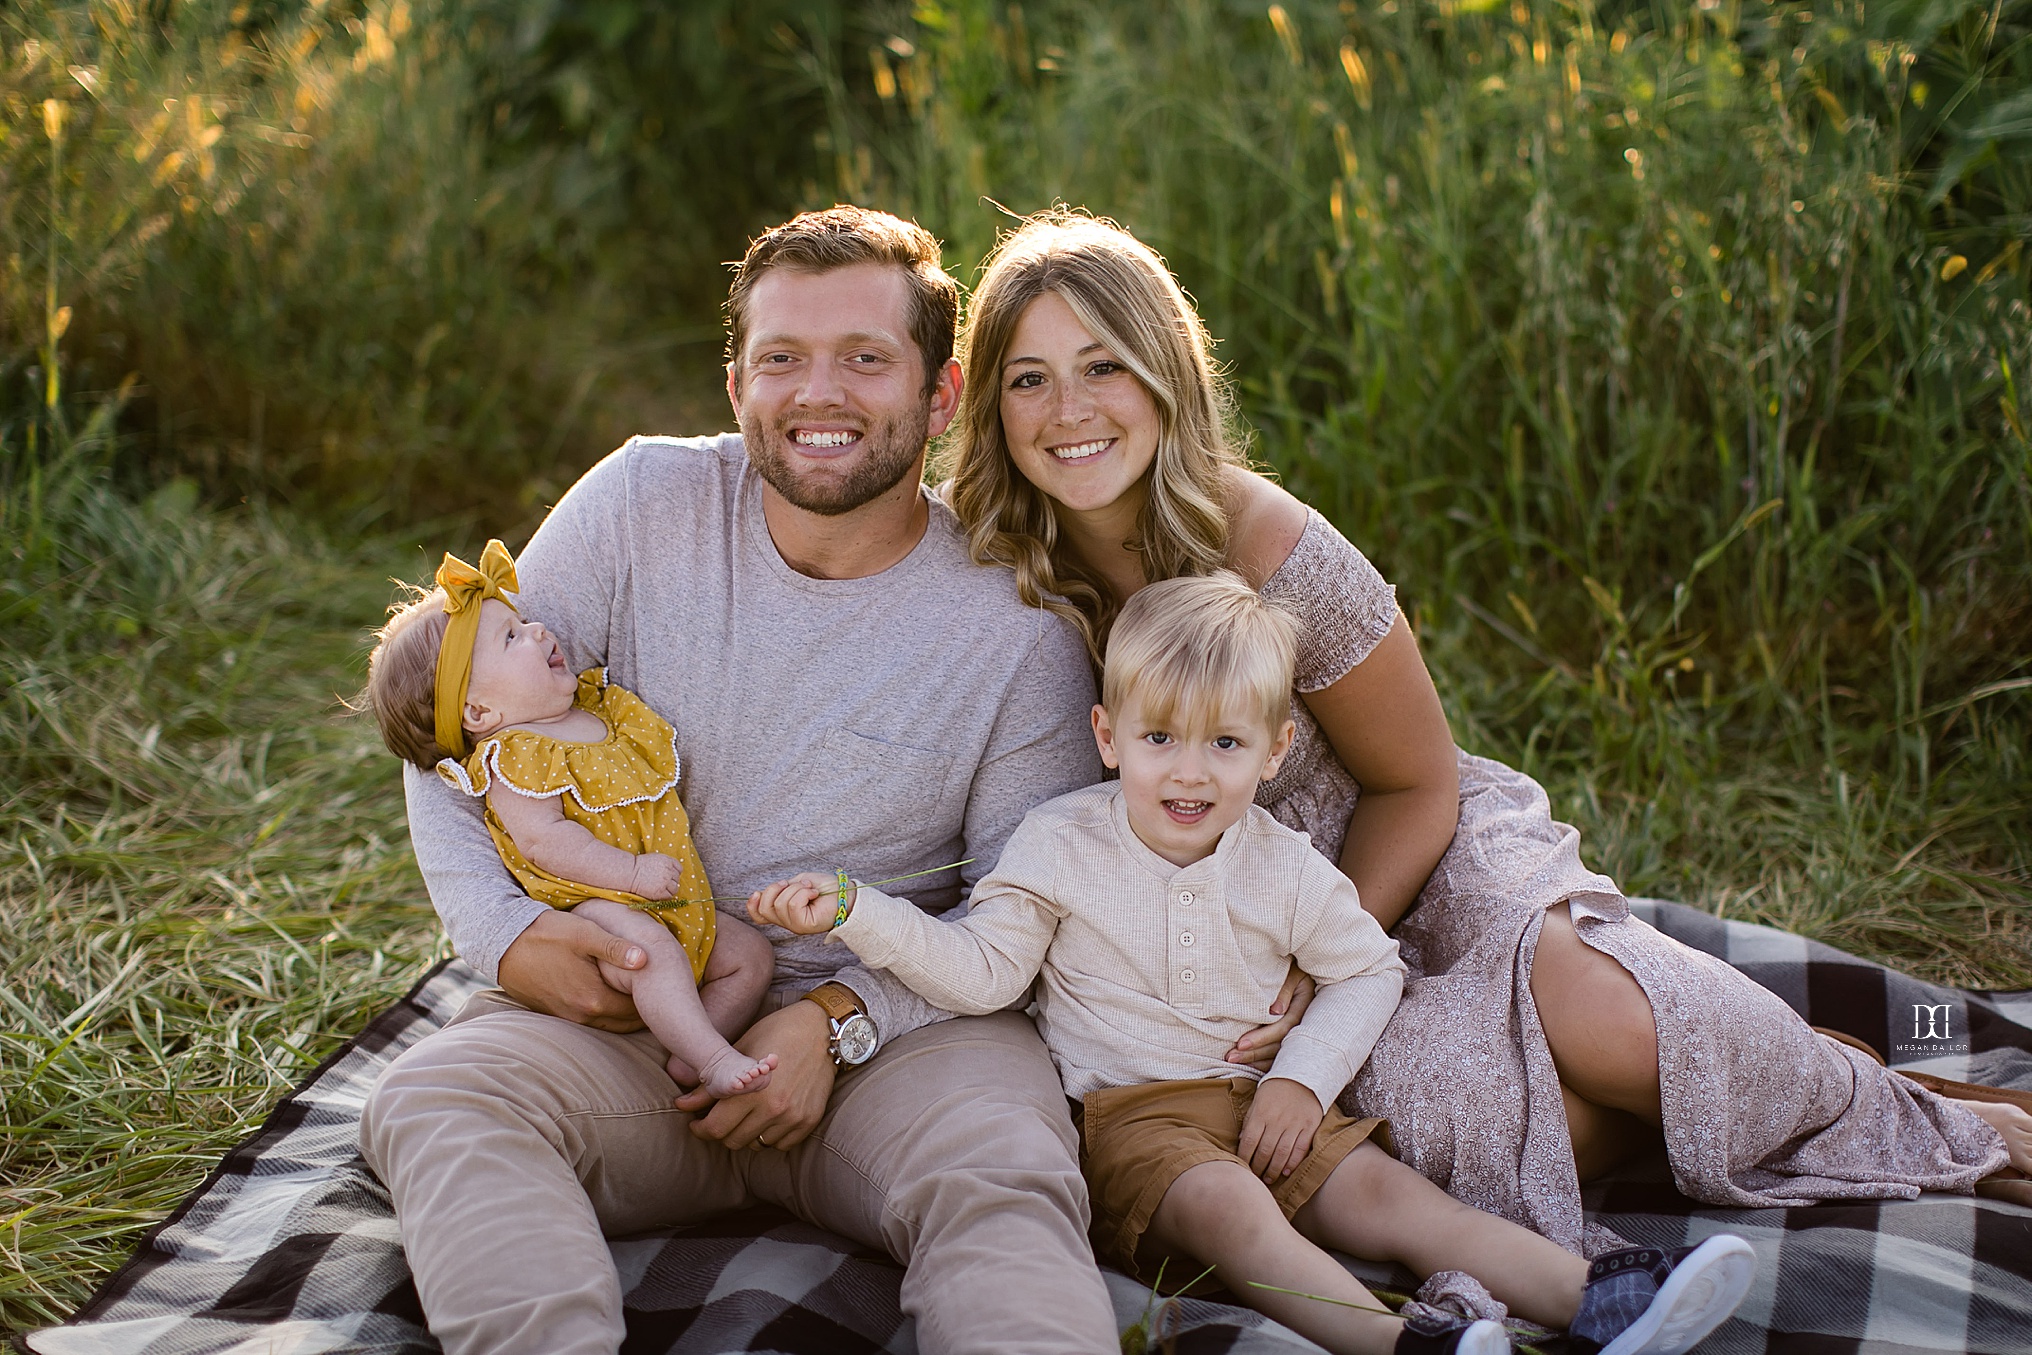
[407,766,652,1029]
[824,612,1102,1047]
[403,443,647,1021]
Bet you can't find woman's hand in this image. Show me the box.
[1225,964,1316,1069]
[748,873,843,934]
[1238,1078,1324,1180]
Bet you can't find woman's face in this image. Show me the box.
[997,290,1161,519]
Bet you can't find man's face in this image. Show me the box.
[727,263,960,517]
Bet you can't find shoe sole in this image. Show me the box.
[1598,1234,1757,1355]
[1459,1319,1509,1355]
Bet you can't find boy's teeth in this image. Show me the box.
[795,430,857,447]
[1052,439,1111,460]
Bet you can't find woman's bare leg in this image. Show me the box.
[1532,901,1665,1187]
[1144,1160,1405,1355]
[1561,1083,1658,1182]
[1958,1100,2032,1173]
[1293,1141,1587,1330]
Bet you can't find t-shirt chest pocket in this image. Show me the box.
[788,728,957,858]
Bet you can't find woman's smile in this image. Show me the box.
[999,291,1159,516]
[1049,437,1116,463]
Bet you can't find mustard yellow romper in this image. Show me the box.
[436,668,716,980]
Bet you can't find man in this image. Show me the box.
[361,207,1119,1354]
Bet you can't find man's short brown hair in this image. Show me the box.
[725,206,960,394]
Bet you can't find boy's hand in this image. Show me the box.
[628,852,691,901]
[1238,1077,1324,1181]
[747,873,841,934]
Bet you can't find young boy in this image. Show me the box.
[751,573,1753,1355]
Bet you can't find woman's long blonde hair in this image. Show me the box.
[937,210,1248,661]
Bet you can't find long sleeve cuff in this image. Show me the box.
[1267,969,1404,1113]
[830,886,916,965]
[1267,1031,1359,1115]
[824,887,957,1049]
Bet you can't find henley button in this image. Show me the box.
[1179,891,1195,905]
[1180,931,1196,947]
[1181,968,1196,983]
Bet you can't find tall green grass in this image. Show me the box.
[850,0,2032,982]
[2,0,2029,1333]
[0,405,442,1334]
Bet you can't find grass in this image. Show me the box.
[0,421,443,1336]
[1,0,2028,1340]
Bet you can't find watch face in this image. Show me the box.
[835,1013,879,1066]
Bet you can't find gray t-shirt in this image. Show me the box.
[402,433,1103,1046]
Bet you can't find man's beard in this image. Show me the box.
[741,405,931,517]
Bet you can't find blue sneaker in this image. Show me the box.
[1570,1234,1756,1355]
[1395,1311,1508,1355]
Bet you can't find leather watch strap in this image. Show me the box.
[802,981,864,1023]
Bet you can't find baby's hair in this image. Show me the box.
[364,584,460,768]
[1102,572,1300,735]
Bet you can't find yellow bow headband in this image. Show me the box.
[433,539,520,756]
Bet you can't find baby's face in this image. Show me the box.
[1092,693,1295,869]
[461,599,578,735]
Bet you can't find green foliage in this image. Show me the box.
[850,0,2032,979]
[0,0,901,517]
[3,0,2030,1332]
[0,395,441,1334]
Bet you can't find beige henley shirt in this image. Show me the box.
[834,782,1407,1112]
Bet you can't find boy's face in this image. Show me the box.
[1092,693,1295,868]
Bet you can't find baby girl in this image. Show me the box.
[365,539,776,1096]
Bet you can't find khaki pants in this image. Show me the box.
[359,991,1116,1355]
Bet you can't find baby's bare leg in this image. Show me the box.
[571,900,777,1098]
[1144,1160,1404,1355]
[697,913,773,1041]
[1292,1140,1588,1329]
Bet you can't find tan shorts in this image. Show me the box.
[1076,1077,1387,1282]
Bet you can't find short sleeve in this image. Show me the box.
[1259,510,1399,692]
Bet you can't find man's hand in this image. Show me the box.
[628,852,691,901]
[747,873,842,935]
[496,909,647,1032]
[675,998,837,1151]
[1225,965,1316,1069]
[1238,1078,1324,1181]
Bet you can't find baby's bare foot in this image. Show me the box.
[1957,1098,2032,1174]
[695,1046,778,1098]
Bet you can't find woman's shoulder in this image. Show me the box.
[1220,467,1311,590]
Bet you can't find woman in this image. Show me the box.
[937,209,2029,1253]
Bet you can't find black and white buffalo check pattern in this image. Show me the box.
[19,900,2032,1355]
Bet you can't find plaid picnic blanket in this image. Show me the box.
[19,899,2032,1355]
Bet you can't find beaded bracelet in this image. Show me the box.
[831,869,854,930]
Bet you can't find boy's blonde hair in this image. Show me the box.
[365,586,459,769]
[1102,572,1299,734]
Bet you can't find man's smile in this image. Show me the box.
[792,427,862,451]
